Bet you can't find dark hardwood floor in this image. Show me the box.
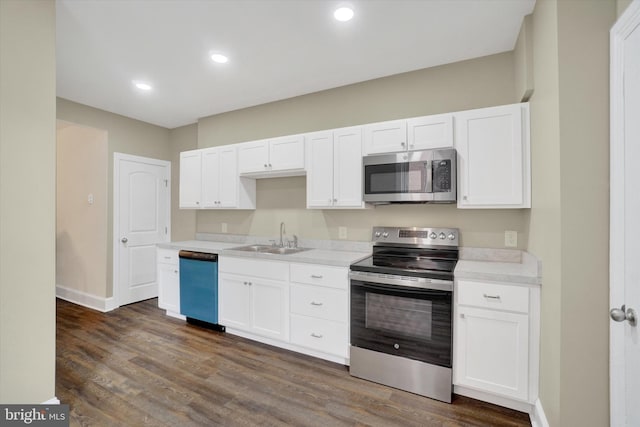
[56,298,531,427]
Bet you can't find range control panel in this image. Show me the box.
[372,226,459,247]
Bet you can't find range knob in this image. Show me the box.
[448,233,456,240]
[374,231,381,238]
[439,232,446,240]
[382,232,389,238]
[429,232,437,239]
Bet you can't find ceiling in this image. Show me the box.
[56,0,536,129]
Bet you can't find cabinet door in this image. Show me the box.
[217,145,238,208]
[269,135,305,171]
[333,126,364,207]
[250,278,289,341]
[238,140,269,174]
[201,147,220,208]
[219,274,251,330]
[407,113,453,150]
[455,306,529,401]
[158,262,180,313]
[306,131,334,208]
[455,104,530,208]
[179,150,202,208]
[363,119,407,154]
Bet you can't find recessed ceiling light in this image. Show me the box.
[211,53,229,64]
[334,6,354,22]
[133,81,152,91]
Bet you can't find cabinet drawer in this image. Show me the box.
[457,280,529,314]
[290,263,348,289]
[157,248,179,265]
[291,284,347,322]
[220,256,288,282]
[290,314,348,358]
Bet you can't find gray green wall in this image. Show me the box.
[525,0,615,425]
[0,0,56,403]
[195,52,530,248]
[56,98,171,297]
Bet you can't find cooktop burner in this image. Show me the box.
[350,226,459,281]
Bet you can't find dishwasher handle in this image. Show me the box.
[178,250,218,262]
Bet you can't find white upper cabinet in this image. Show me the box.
[306,126,365,209]
[455,103,531,209]
[363,114,454,155]
[238,135,305,176]
[201,147,221,208]
[179,145,255,210]
[407,113,454,150]
[179,150,202,208]
[363,119,407,154]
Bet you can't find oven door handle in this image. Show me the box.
[349,271,452,292]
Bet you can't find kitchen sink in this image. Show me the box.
[229,244,274,252]
[229,245,310,255]
[264,247,310,255]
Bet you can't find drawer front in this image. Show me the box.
[157,248,179,265]
[457,280,529,314]
[290,314,348,358]
[291,284,347,322]
[290,263,348,289]
[219,256,288,281]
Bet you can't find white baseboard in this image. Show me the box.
[530,398,549,427]
[42,397,60,404]
[56,285,117,312]
[454,385,533,413]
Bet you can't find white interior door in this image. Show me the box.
[115,153,170,307]
[610,2,640,425]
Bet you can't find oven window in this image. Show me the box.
[351,280,452,367]
[365,294,432,340]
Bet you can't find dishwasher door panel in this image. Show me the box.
[179,257,218,324]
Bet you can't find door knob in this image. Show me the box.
[610,304,637,326]
[121,237,128,243]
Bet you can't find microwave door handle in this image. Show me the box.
[425,160,433,193]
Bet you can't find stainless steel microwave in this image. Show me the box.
[362,148,457,204]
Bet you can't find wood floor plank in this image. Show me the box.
[56,298,531,427]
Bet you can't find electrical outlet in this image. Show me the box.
[87,193,94,205]
[338,226,348,240]
[221,223,228,233]
[505,230,518,248]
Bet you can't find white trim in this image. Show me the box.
[530,399,549,427]
[453,385,533,413]
[41,397,60,405]
[56,285,117,312]
[225,327,349,366]
[113,153,171,309]
[610,2,640,426]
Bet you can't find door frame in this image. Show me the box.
[610,1,640,425]
[113,152,171,308]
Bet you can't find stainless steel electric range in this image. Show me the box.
[349,226,459,403]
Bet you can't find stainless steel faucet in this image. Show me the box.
[279,222,286,247]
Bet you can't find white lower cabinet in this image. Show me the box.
[219,257,289,341]
[157,248,183,319]
[454,279,540,408]
[289,263,349,360]
[218,256,350,364]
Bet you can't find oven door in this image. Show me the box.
[362,152,433,203]
[350,274,452,368]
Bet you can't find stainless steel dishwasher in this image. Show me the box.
[178,250,225,331]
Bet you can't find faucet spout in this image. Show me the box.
[279,222,286,247]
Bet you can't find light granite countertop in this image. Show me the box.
[158,238,541,281]
[455,248,541,286]
[157,239,370,268]
[157,240,241,253]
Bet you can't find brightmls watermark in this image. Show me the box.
[0,405,69,426]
